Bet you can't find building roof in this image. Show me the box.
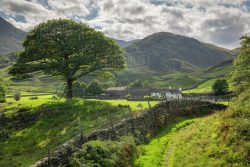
[152,89,181,93]
[106,86,127,91]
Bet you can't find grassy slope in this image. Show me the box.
[133,90,249,167]
[166,90,250,167]
[183,78,234,93]
[149,72,203,89]
[134,59,233,90]
[183,78,217,93]
[134,118,196,167]
[0,97,159,167]
[182,61,234,93]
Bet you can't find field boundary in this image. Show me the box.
[30,100,226,167]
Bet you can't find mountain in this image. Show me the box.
[113,39,139,48]
[0,17,26,55]
[116,32,236,86]
[124,32,235,74]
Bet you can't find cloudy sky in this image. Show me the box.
[0,0,250,49]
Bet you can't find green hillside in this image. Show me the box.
[123,58,234,91]
[133,89,250,167]
[124,32,234,73]
[166,89,250,167]
[0,97,158,167]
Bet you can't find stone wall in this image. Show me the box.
[30,100,226,167]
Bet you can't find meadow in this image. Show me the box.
[0,95,159,167]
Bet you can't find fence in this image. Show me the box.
[27,99,226,167]
[0,97,135,167]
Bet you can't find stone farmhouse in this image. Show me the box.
[104,86,182,99]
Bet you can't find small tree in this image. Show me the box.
[102,81,115,89]
[86,80,103,96]
[128,79,144,88]
[9,19,125,99]
[212,79,229,95]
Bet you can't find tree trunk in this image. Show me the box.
[66,78,73,99]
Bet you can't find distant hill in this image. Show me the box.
[231,47,240,56]
[0,17,26,55]
[113,39,138,48]
[124,32,235,74]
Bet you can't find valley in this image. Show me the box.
[0,12,248,167]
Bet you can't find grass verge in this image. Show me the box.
[133,118,196,167]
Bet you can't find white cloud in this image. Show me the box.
[0,0,249,49]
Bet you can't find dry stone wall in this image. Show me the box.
[30,100,226,167]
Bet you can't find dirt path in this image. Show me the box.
[165,140,175,167]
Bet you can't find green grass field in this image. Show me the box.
[147,72,203,90]
[96,99,159,113]
[134,118,196,167]
[166,114,223,167]
[183,78,234,94]
[0,96,159,167]
[183,78,216,93]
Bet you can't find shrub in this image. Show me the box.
[14,92,21,101]
[29,96,38,100]
[86,80,103,96]
[137,103,143,108]
[51,95,59,100]
[128,79,144,88]
[69,136,136,167]
[125,94,132,100]
[118,104,129,108]
[144,96,155,101]
[0,84,6,103]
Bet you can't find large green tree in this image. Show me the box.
[231,36,250,93]
[9,19,125,98]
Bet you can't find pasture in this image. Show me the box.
[0,95,159,167]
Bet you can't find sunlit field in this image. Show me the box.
[0,95,160,167]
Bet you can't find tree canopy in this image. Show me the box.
[231,36,250,93]
[86,80,103,96]
[212,79,229,95]
[9,19,125,98]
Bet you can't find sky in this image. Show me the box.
[0,0,250,49]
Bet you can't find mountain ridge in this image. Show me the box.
[124,32,235,74]
[0,17,26,55]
